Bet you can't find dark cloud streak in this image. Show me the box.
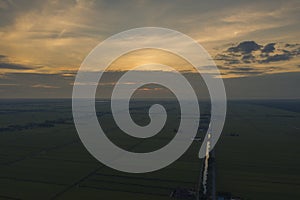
[0,63,33,70]
[0,54,37,70]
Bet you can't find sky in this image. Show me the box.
[0,0,299,99]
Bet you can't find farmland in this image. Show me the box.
[0,99,299,199]
[0,99,207,199]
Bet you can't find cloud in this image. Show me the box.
[1,70,300,99]
[234,67,256,71]
[262,43,276,53]
[241,54,255,63]
[215,41,300,77]
[259,43,300,64]
[0,72,73,87]
[227,41,262,54]
[0,83,18,86]
[0,0,299,75]
[228,71,263,75]
[0,63,33,70]
[0,54,38,70]
[31,84,59,89]
[221,65,264,76]
[260,53,291,63]
[214,54,241,65]
[0,72,74,98]
[0,0,299,81]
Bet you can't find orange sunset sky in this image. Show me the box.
[0,0,299,98]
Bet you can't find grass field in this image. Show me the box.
[0,99,207,200]
[216,100,300,200]
[0,99,299,199]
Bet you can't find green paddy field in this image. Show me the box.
[0,99,299,199]
[0,100,206,200]
[216,100,300,199]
